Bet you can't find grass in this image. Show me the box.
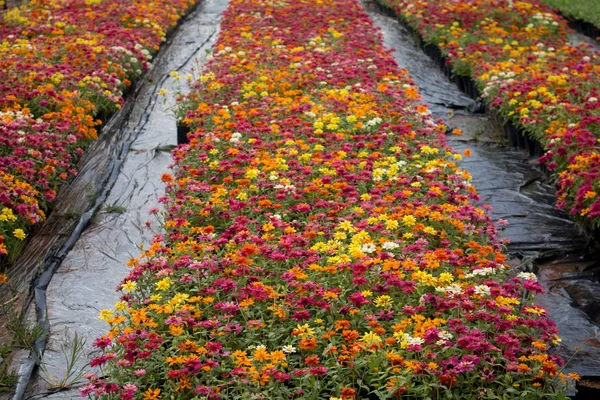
[542,0,600,31]
[104,203,126,214]
[39,332,87,390]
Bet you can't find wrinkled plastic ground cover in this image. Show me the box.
[0,0,197,266]
[84,0,578,398]
[377,0,600,232]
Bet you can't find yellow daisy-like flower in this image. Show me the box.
[13,229,26,240]
[122,280,137,293]
[361,331,382,346]
[374,295,393,308]
[98,309,114,321]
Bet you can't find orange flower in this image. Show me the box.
[161,173,174,183]
[298,337,317,350]
[340,387,356,399]
[143,388,161,400]
[304,355,320,365]
[341,330,360,342]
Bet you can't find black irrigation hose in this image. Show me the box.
[10,2,214,398]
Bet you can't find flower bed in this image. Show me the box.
[83,0,578,398]
[0,0,197,264]
[378,0,600,230]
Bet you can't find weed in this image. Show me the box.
[0,362,18,393]
[39,332,87,390]
[104,203,126,214]
[3,307,44,352]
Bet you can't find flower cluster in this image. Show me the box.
[0,0,197,262]
[380,0,600,228]
[85,0,576,398]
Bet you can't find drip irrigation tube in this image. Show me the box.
[10,3,210,398]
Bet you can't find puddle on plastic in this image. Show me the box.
[362,0,600,379]
[24,0,226,397]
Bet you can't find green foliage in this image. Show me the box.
[542,0,600,31]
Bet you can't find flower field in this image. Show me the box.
[83,0,578,398]
[378,0,600,229]
[0,0,197,264]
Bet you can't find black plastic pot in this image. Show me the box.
[177,122,191,145]
[567,18,600,42]
[575,376,600,399]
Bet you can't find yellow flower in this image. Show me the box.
[98,309,114,321]
[294,324,315,338]
[374,295,393,308]
[13,229,26,240]
[155,277,173,291]
[361,331,382,346]
[385,219,399,230]
[122,280,137,293]
[402,215,416,227]
[245,168,260,179]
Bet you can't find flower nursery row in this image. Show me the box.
[84,0,577,398]
[0,0,197,264]
[378,0,600,228]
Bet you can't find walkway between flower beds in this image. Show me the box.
[22,1,225,397]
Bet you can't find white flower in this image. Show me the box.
[517,272,538,281]
[361,243,377,254]
[382,241,399,250]
[405,334,425,346]
[465,267,496,278]
[473,285,491,296]
[229,132,242,143]
[589,97,598,103]
[436,284,463,295]
[439,331,453,340]
[366,117,382,127]
[282,345,296,354]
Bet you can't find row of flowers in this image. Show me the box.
[378,0,600,229]
[0,0,197,264]
[84,0,577,398]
